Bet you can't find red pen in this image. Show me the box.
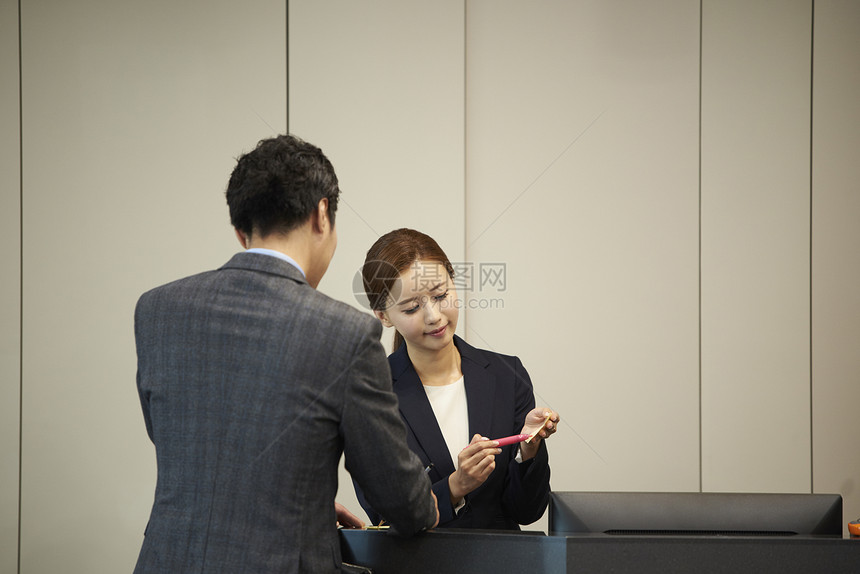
[491,434,531,447]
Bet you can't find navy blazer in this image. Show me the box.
[356,335,550,529]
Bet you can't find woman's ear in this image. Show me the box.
[374,309,393,328]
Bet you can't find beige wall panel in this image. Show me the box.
[466,0,701,499]
[700,0,812,492]
[812,0,860,535]
[290,0,466,300]
[20,1,285,571]
[288,1,465,522]
[1,0,21,570]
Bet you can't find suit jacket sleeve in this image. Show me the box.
[501,356,551,525]
[340,325,437,535]
[134,296,154,442]
[355,453,456,526]
[430,476,457,525]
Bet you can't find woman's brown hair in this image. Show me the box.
[362,228,455,352]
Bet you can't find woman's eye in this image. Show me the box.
[433,291,449,301]
[403,306,419,315]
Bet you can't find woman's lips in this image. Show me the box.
[426,325,447,337]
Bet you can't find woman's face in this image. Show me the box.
[376,260,459,354]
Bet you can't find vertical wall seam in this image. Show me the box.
[808,0,815,495]
[462,0,469,333]
[698,0,704,494]
[285,0,290,134]
[17,0,24,571]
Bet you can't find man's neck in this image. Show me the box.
[236,211,331,289]
[245,232,311,274]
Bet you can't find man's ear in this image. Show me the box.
[374,309,393,328]
[235,228,250,249]
[312,198,330,233]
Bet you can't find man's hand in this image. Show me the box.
[335,502,365,529]
[448,434,501,505]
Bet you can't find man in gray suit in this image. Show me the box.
[134,134,438,573]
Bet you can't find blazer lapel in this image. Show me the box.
[390,347,457,477]
[455,336,496,440]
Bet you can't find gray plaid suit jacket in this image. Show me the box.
[134,252,435,573]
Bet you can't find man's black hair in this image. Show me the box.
[226,134,340,237]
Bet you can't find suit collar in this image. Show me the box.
[457,337,495,450]
[453,335,490,369]
[391,336,496,476]
[393,360,451,474]
[220,252,308,286]
[389,335,489,379]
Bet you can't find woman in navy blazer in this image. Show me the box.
[355,228,559,529]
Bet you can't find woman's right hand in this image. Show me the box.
[448,434,501,505]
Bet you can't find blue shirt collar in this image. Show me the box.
[244,248,306,278]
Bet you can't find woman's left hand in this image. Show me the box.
[519,407,559,460]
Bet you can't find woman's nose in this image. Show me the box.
[424,298,441,324]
